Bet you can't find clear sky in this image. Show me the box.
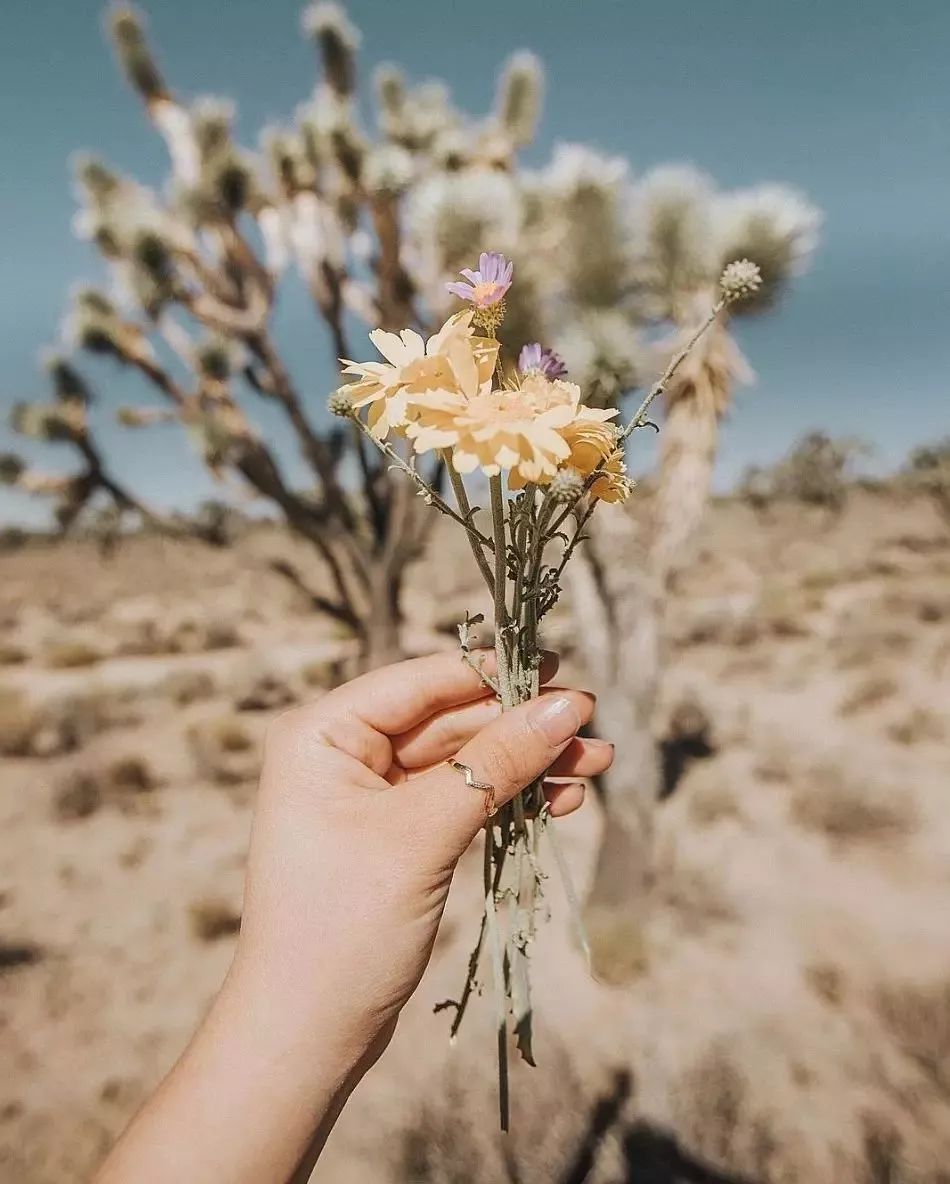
[1,0,947,526]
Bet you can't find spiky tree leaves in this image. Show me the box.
[495,52,544,148]
[108,5,168,104]
[17,0,817,688]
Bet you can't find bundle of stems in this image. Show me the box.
[338,252,751,1130]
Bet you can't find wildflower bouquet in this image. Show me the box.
[330,251,758,1127]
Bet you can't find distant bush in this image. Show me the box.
[902,437,950,524]
[187,716,257,785]
[0,527,30,553]
[159,668,217,706]
[791,764,917,844]
[739,431,869,511]
[189,897,242,942]
[43,636,105,669]
[877,976,950,1096]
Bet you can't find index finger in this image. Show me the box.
[315,649,559,736]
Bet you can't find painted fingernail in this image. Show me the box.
[532,696,581,745]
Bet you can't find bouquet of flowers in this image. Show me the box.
[330,250,759,1127]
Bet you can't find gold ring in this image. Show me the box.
[447,759,498,817]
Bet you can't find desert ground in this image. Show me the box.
[1,485,949,1183]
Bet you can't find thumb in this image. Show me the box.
[410,689,595,853]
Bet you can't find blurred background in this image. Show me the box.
[1,1,949,1181]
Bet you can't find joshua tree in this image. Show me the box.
[0,4,555,666]
[1,4,818,947]
[548,170,820,970]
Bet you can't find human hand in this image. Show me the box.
[94,650,612,1184]
[230,649,611,1067]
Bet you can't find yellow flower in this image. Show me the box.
[588,449,631,503]
[558,405,632,503]
[338,311,498,438]
[408,385,575,483]
[559,413,619,475]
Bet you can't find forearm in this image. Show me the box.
[94,962,374,1184]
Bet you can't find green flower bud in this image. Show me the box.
[549,467,586,505]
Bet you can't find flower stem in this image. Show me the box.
[445,452,495,591]
[351,414,496,549]
[489,474,515,710]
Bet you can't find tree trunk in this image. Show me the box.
[651,394,720,586]
[569,315,740,981]
[566,514,663,982]
[358,562,405,670]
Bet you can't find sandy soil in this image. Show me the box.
[1,487,948,1184]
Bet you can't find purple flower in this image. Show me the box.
[518,342,568,380]
[445,251,514,308]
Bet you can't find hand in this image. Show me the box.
[95,650,613,1184]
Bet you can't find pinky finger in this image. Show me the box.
[542,779,586,818]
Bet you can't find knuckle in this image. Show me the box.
[480,734,525,793]
[263,702,325,757]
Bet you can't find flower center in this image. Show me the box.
[471,280,503,307]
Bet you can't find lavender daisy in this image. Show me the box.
[518,342,568,381]
[446,251,514,309]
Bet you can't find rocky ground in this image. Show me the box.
[1,486,948,1183]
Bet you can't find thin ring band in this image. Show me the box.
[447,759,498,818]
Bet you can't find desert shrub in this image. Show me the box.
[838,674,899,717]
[688,780,742,827]
[52,772,103,821]
[187,716,257,785]
[43,637,105,669]
[51,755,157,821]
[0,527,29,553]
[67,686,142,734]
[0,690,42,757]
[0,940,43,971]
[168,618,240,654]
[0,642,27,666]
[804,962,846,1007]
[674,1043,749,1167]
[746,431,868,511]
[886,708,944,746]
[299,658,346,690]
[791,765,917,845]
[392,1050,591,1184]
[833,624,913,670]
[160,668,217,706]
[117,616,240,658]
[672,1043,795,1180]
[189,897,242,942]
[233,665,296,712]
[756,583,812,639]
[107,754,156,794]
[902,437,950,524]
[876,977,950,1097]
[0,687,140,758]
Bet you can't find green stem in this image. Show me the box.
[545,297,730,543]
[489,474,515,709]
[484,826,510,1132]
[446,453,495,591]
[351,414,496,549]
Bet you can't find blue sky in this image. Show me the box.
[1,0,947,526]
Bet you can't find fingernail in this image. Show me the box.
[585,738,614,751]
[532,696,581,745]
